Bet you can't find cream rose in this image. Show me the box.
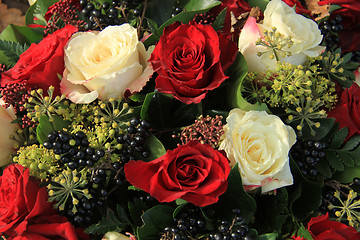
[0,99,19,167]
[61,24,153,103]
[238,0,325,73]
[219,109,296,193]
[102,232,133,240]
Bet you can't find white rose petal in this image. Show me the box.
[238,0,325,73]
[219,109,296,193]
[61,24,154,103]
[0,99,19,167]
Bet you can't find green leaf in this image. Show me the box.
[144,133,166,161]
[140,91,174,129]
[248,0,270,12]
[0,24,43,44]
[295,223,314,240]
[0,40,29,66]
[210,164,256,223]
[140,91,199,129]
[175,198,188,205]
[338,151,354,167]
[25,0,62,26]
[212,7,227,31]
[36,115,70,144]
[343,135,360,151]
[288,158,322,219]
[316,157,332,178]
[326,150,344,171]
[128,201,143,226]
[256,233,277,240]
[301,118,335,141]
[330,127,348,149]
[227,53,268,111]
[137,205,174,240]
[145,0,177,27]
[85,207,130,234]
[179,0,221,10]
[144,1,221,47]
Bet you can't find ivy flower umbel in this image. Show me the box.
[25,86,65,122]
[256,27,293,61]
[93,98,134,129]
[328,190,360,230]
[48,168,91,213]
[13,144,58,180]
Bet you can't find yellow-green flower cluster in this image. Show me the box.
[13,144,58,180]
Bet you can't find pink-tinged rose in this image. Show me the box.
[1,25,78,96]
[327,83,360,141]
[238,0,325,73]
[61,24,153,103]
[149,21,237,104]
[124,141,231,207]
[0,99,19,167]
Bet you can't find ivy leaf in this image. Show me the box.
[136,205,174,240]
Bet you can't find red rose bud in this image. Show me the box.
[124,140,231,207]
[149,22,237,104]
[1,25,78,96]
[327,83,360,141]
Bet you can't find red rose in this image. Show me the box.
[327,83,360,141]
[0,25,78,96]
[149,22,237,104]
[124,141,231,207]
[210,0,252,37]
[307,213,360,239]
[0,164,87,240]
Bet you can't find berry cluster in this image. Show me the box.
[161,205,207,240]
[161,207,253,240]
[291,140,328,180]
[209,209,253,240]
[319,15,343,49]
[79,0,144,30]
[43,130,105,169]
[114,117,152,164]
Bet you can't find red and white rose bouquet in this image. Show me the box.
[0,0,359,239]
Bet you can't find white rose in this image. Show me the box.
[61,24,153,103]
[102,232,131,240]
[0,99,19,167]
[219,109,296,193]
[238,0,325,73]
